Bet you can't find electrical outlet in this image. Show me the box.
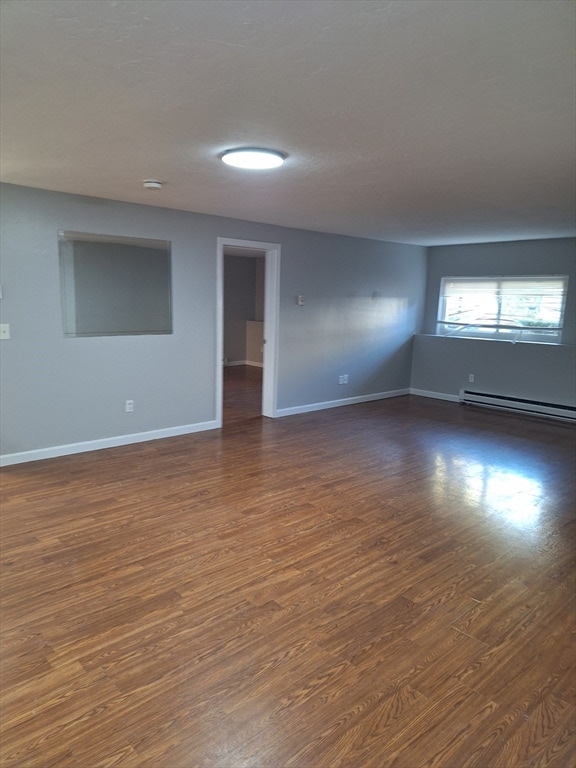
[338,374,349,385]
[125,399,134,413]
[468,373,475,383]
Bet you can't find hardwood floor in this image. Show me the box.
[1,370,575,767]
[223,364,264,425]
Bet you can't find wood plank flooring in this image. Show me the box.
[1,367,575,767]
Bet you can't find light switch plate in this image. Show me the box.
[0,324,10,340]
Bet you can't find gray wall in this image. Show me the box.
[412,238,576,404]
[255,259,264,322]
[278,232,426,408]
[69,241,172,335]
[0,183,427,458]
[223,255,260,363]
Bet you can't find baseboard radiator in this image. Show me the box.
[460,389,576,423]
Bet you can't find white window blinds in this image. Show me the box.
[437,276,568,343]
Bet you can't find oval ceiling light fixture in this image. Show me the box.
[143,179,163,189]
[220,148,286,170]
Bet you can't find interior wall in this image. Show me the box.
[255,259,265,322]
[70,241,172,335]
[223,254,260,364]
[0,185,219,457]
[412,238,576,404]
[277,232,426,410]
[0,183,427,460]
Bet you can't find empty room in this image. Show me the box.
[0,1,575,766]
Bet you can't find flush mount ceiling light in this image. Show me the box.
[220,148,286,170]
[142,179,163,189]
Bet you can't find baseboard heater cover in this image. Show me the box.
[460,389,576,422]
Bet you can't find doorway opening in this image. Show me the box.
[216,238,280,427]
[223,364,264,425]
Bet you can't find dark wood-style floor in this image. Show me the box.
[1,366,575,767]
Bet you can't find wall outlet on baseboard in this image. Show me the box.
[125,399,134,413]
[338,374,349,385]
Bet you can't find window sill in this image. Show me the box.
[417,334,571,348]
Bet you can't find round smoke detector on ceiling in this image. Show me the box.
[143,179,163,189]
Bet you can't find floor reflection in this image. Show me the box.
[460,461,541,529]
[432,438,547,532]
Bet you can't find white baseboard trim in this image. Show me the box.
[410,388,460,403]
[275,388,410,417]
[0,420,219,467]
[0,390,459,465]
[224,360,263,368]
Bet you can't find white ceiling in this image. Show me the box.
[1,0,575,246]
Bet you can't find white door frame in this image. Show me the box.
[216,237,281,425]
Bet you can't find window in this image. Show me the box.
[59,231,172,337]
[437,276,568,343]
